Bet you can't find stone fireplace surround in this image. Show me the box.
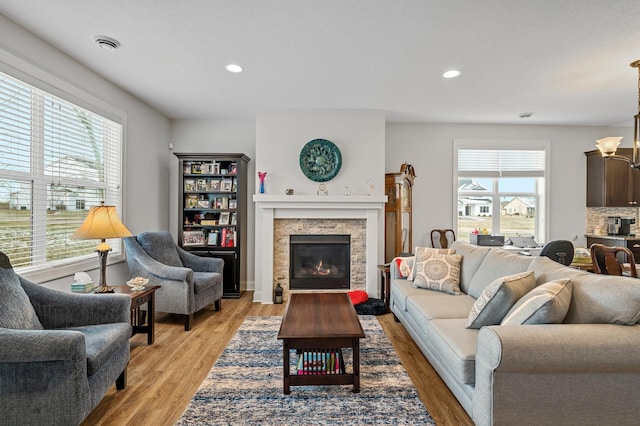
[253,195,387,304]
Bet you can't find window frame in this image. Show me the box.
[0,49,128,283]
[453,139,550,243]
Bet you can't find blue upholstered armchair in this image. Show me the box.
[0,252,131,425]
[124,231,223,331]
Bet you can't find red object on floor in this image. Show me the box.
[348,290,368,305]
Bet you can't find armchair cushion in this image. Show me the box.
[0,253,43,330]
[193,271,223,294]
[65,323,132,376]
[136,231,183,267]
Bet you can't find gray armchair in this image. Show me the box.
[124,231,223,331]
[0,251,131,425]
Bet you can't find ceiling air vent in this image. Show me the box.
[94,36,120,51]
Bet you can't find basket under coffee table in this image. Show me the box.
[277,292,366,394]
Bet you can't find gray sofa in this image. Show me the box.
[0,252,131,425]
[390,240,640,426]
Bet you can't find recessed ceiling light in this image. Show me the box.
[226,64,243,73]
[94,35,120,51]
[442,69,461,79]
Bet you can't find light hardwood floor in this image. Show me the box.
[83,292,473,425]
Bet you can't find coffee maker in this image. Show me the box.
[608,216,636,235]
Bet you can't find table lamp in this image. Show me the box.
[71,202,132,293]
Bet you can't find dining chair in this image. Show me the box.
[430,229,456,249]
[590,243,637,277]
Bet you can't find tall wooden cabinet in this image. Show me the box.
[384,163,415,263]
[586,148,640,207]
[175,153,250,298]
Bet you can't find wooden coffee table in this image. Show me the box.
[277,292,365,394]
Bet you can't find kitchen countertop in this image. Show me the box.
[585,234,640,240]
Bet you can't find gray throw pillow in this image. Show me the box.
[501,279,572,325]
[412,252,462,295]
[0,252,43,329]
[465,270,536,329]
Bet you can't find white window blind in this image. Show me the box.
[0,70,123,271]
[458,149,546,177]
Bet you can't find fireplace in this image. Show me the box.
[289,234,350,290]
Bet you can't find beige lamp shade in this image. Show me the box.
[71,204,132,249]
[595,136,623,157]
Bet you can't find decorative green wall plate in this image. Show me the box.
[299,139,342,182]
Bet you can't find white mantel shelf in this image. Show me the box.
[253,194,387,206]
[253,193,387,303]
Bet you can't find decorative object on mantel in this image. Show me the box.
[596,59,640,168]
[317,183,328,196]
[258,171,267,194]
[299,138,342,182]
[366,178,376,195]
[285,188,294,195]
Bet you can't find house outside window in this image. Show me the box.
[0,68,124,277]
[454,140,549,243]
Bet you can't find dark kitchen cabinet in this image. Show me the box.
[585,149,640,207]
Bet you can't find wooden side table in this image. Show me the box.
[112,285,160,345]
[377,264,391,313]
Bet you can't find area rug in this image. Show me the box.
[176,316,434,425]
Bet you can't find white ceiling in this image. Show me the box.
[0,0,639,126]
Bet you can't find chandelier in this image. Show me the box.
[595,60,640,169]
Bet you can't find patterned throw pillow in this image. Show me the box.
[465,271,536,329]
[408,247,456,281]
[412,252,463,295]
[394,256,415,278]
[501,279,572,325]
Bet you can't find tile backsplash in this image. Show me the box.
[586,207,640,235]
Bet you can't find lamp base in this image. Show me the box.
[94,285,115,293]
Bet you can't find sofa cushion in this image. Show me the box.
[65,323,131,376]
[501,279,572,325]
[408,247,455,280]
[465,271,536,329]
[467,248,535,299]
[136,231,183,267]
[412,252,463,295]
[428,319,478,385]
[406,292,476,320]
[528,256,640,325]
[0,253,43,330]
[449,241,493,294]
[390,278,433,312]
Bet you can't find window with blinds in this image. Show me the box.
[0,70,123,271]
[455,142,548,242]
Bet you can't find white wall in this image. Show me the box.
[256,109,386,197]
[386,123,635,249]
[0,15,171,290]
[169,119,256,288]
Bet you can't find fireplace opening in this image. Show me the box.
[289,234,350,290]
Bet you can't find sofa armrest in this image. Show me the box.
[0,328,92,424]
[20,279,130,328]
[177,246,224,273]
[473,324,640,426]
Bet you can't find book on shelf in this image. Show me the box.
[209,179,220,191]
[221,178,233,192]
[184,178,195,191]
[294,350,343,375]
[185,194,198,209]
